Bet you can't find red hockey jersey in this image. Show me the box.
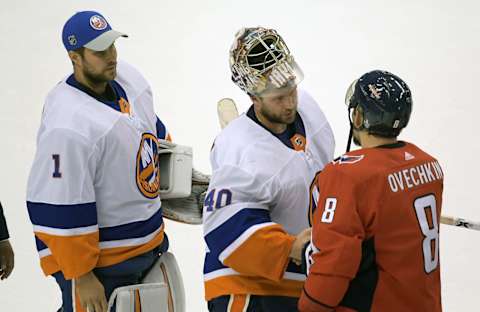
[299,142,443,312]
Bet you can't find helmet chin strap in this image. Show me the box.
[346,107,354,153]
[346,124,353,153]
[346,106,365,153]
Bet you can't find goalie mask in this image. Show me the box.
[229,27,304,97]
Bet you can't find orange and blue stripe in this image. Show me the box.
[29,201,165,278]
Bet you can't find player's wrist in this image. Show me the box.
[289,228,312,263]
[76,271,97,286]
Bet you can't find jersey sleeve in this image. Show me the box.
[299,168,365,311]
[26,128,99,279]
[203,163,295,282]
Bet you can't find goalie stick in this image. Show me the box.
[216,98,480,231]
[217,98,239,129]
[161,99,239,225]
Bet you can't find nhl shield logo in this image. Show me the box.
[136,133,160,199]
[68,35,77,46]
[90,15,108,30]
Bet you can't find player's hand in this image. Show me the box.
[75,271,108,312]
[290,228,311,265]
[0,239,14,280]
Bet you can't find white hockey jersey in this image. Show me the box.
[26,61,170,279]
[203,90,335,300]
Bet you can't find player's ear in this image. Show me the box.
[250,94,260,105]
[353,106,363,128]
[68,50,81,66]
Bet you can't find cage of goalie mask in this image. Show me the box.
[229,27,304,96]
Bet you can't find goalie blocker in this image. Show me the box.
[158,140,209,224]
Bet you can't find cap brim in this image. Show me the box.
[84,30,128,51]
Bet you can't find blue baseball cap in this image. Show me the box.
[62,11,127,52]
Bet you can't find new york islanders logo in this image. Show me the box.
[136,133,160,199]
[90,15,108,30]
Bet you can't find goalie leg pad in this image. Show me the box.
[108,283,169,312]
[142,252,186,312]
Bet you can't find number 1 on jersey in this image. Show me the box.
[52,154,62,178]
[414,194,439,274]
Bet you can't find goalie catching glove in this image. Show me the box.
[161,168,209,225]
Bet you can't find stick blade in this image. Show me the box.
[217,98,239,129]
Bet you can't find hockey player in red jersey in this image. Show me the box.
[299,70,443,312]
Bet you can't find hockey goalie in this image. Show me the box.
[107,140,210,312]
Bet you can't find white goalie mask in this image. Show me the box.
[229,27,304,97]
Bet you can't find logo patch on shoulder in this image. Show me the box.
[136,133,160,199]
[90,15,108,30]
[405,152,415,161]
[290,134,306,152]
[334,154,364,165]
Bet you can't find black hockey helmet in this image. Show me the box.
[345,70,412,138]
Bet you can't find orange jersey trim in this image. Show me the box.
[97,228,164,268]
[38,226,165,278]
[229,294,250,312]
[205,275,303,301]
[35,231,99,279]
[39,254,60,276]
[222,224,295,282]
